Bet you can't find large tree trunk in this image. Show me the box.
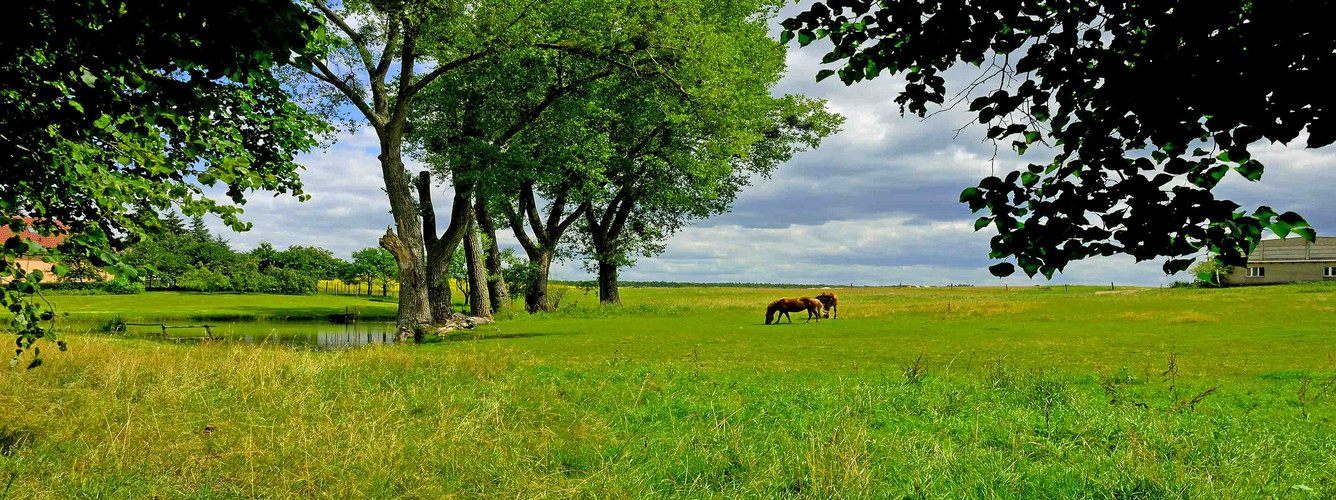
[597,258,621,304]
[525,251,553,313]
[463,208,491,318]
[424,241,452,317]
[377,138,432,339]
[418,171,453,321]
[474,197,509,313]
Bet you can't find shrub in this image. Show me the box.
[266,267,317,295]
[38,282,104,293]
[101,277,145,294]
[179,267,231,292]
[227,261,278,293]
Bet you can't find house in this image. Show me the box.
[1228,236,1336,285]
[0,218,68,283]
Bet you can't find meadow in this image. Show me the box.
[1,284,1334,497]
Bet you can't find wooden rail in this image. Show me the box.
[330,306,361,323]
[124,323,217,340]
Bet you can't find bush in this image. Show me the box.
[266,267,317,295]
[38,282,104,293]
[179,267,231,292]
[101,277,145,294]
[228,261,278,293]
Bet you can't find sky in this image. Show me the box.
[205,3,1336,287]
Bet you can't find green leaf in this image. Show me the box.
[1277,211,1308,228]
[816,69,835,82]
[52,264,69,276]
[1293,227,1317,242]
[974,217,992,231]
[988,262,1015,277]
[1234,160,1264,181]
[779,31,793,44]
[1253,206,1278,221]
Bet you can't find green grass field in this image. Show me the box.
[2,284,1335,497]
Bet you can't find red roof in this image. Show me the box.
[0,218,68,248]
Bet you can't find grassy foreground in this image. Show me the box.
[2,284,1335,497]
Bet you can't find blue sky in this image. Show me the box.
[205,2,1336,287]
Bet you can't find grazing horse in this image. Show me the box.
[765,297,824,324]
[816,292,838,319]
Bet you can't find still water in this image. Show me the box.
[109,320,399,349]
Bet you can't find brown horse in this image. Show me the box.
[816,292,838,319]
[765,297,824,324]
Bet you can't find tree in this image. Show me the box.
[409,0,763,312]
[161,212,188,237]
[189,215,211,242]
[250,242,279,271]
[351,247,397,297]
[2,0,324,364]
[272,245,344,280]
[1192,259,1234,287]
[575,84,842,304]
[781,0,1335,279]
[289,0,545,336]
[55,254,105,284]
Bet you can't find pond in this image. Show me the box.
[82,320,401,349]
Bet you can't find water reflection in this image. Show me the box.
[102,320,400,349]
[218,321,397,348]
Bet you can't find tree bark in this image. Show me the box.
[525,251,553,313]
[417,171,452,320]
[597,258,621,304]
[376,138,432,339]
[463,207,491,318]
[475,196,509,313]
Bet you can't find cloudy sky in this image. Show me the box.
[208,3,1336,287]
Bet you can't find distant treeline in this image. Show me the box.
[552,280,854,289]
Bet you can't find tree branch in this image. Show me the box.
[521,182,550,244]
[295,53,383,129]
[609,192,636,238]
[418,171,437,246]
[373,20,402,83]
[406,50,494,99]
[558,201,590,235]
[545,192,567,234]
[501,201,539,258]
[432,181,473,258]
[494,69,615,146]
[311,0,378,75]
[534,43,694,104]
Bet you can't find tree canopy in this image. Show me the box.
[781,0,1335,280]
[2,0,325,364]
